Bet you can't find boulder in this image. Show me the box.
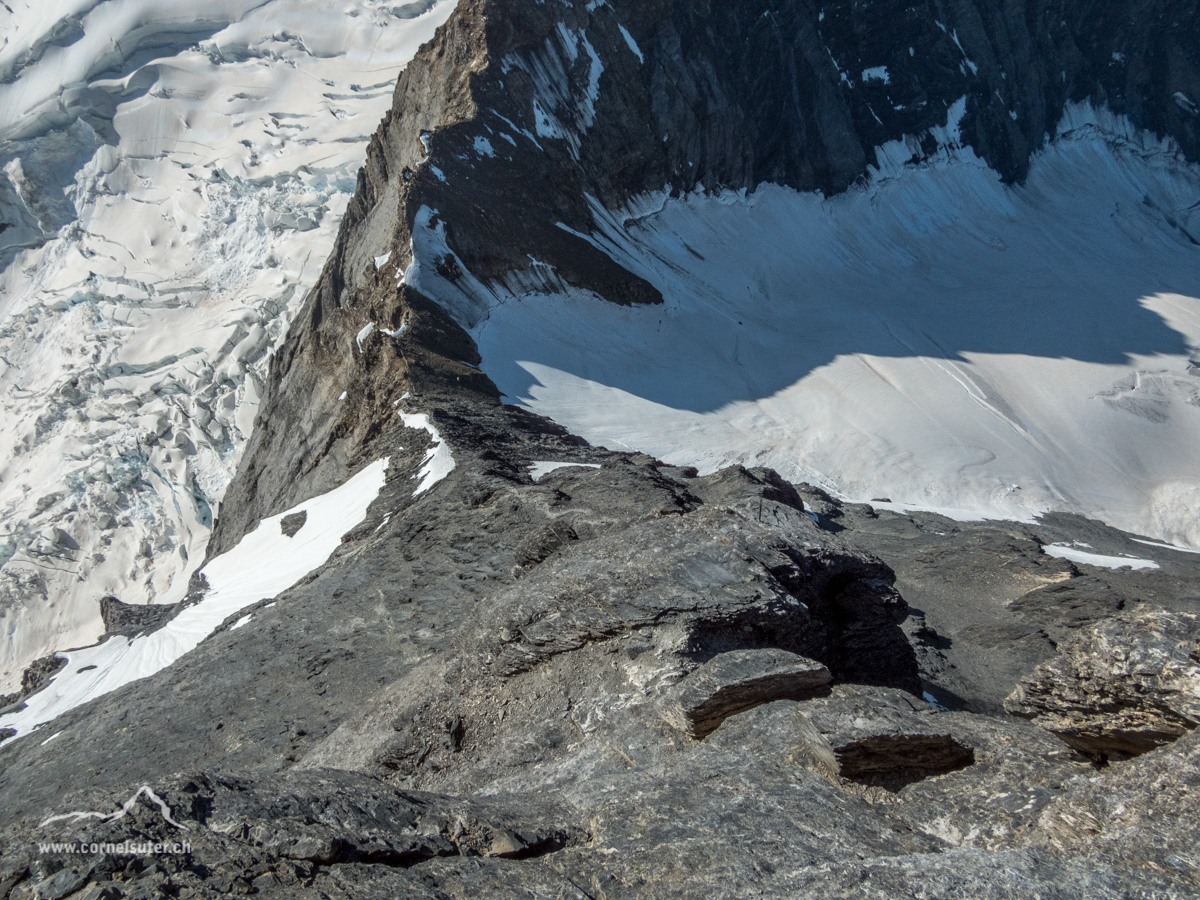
[799,685,976,790]
[1005,609,1200,761]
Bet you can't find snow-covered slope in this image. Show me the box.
[0,0,456,694]
[471,104,1200,549]
[0,455,388,743]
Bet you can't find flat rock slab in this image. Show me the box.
[662,649,831,738]
[1005,609,1200,761]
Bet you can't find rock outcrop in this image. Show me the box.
[660,649,831,738]
[1005,609,1200,761]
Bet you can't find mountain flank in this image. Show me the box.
[1,2,1199,898]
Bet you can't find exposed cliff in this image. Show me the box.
[1,2,1200,898]
[209,0,1200,555]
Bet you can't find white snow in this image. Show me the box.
[356,322,376,353]
[374,252,392,270]
[0,0,457,694]
[398,413,455,496]
[0,457,389,743]
[1042,543,1160,571]
[1132,538,1200,555]
[618,25,644,64]
[862,66,890,84]
[230,614,253,630]
[460,103,1200,550]
[474,136,496,158]
[528,460,602,480]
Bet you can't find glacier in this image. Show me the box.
[0,0,456,694]
[469,103,1200,550]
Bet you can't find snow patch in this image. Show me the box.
[356,322,376,353]
[528,460,602,479]
[862,66,890,84]
[1132,538,1200,555]
[0,458,389,742]
[618,25,644,63]
[398,413,455,496]
[1042,544,1160,571]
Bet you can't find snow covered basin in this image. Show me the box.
[474,119,1200,549]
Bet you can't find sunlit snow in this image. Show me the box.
[0,0,456,693]
[1042,543,1160,571]
[0,457,388,742]
[528,460,601,480]
[398,413,455,496]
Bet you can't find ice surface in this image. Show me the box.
[467,104,1200,549]
[528,460,601,480]
[0,0,456,692]
[0,457,388,743]
[398,413,455,496]
[1042,543,1160,571]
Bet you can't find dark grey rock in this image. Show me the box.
[98,596,177,639]
[800,686,976,791]
[280,511,308,538]
[31,866,90,900]
[1008,576,1133,639]
[0,653,67,713]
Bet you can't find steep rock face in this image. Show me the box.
[210,0,1200,556]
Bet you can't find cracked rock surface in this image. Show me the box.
[1005,610,1200,761]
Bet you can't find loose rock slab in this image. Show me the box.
[661,649,831,738]
[1005,609,1200,760]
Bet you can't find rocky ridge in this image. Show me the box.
[0,1,1199,898]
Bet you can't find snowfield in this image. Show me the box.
[469,103,1200,550]
[0,0,456,694]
